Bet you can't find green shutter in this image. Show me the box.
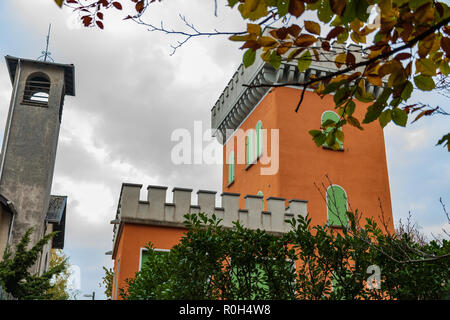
[246,130,255,165]
[228,152,235,184]
[256,121,263,158]
[326,185,348,226]
[321,111,343,149]
[246,134,249,165]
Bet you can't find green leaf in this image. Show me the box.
[243,48,256,68]
[401,81,413,100]
[347,116,363,130]
[309,130,326,146]
[374,32,383,43]
[379,109,392,128]
[436,133,450,151]
[409,0,432,10]
[321,80,345,95]
[416,58,437,76]
[269,51,282,69]
[341,0,357,24]
[414,75,435,91]
[228,0,240,7]
[355,89,374,103]
[334,87,349,105]
[440,61,450,76]
[362,103,384,124]
[318,0,334,23]
[297,50,312,72]
[355,0,370,22]
[344,100,356,116]
[277,0,290,16]
[391,108,408,127]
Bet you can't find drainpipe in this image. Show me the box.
[0,59,22,182]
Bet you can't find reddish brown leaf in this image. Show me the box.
[240,40,261,51]
[275,27,288,40]
[136,1,144,13]
[82,15,92,27]
[97,12,104,20]
[441,37,450,57]
[326,26,345,41]
[436,2,444,17]
[287,24,301,38]
[96,20,104,29]
[294,34,317,48]
[394,52,411,61]
[346,52,356,67]
[321,40,331,51]
[330,0,346,15]
[112,1,123,10]
[289,0,305,18]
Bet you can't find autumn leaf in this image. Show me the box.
[326,26,346,41]
[441,37,450,57]
[330,0,346,15]
[294,34,317,48]
[287,24,302,37]
[334,53,346,68]
[304,21,321,35]
[112,1,123,10]
[96,21,104,29]
[289,0,305,18]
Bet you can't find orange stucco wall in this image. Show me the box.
[223,87,394,232]
[112,223,186,300]
[112,86,394,300]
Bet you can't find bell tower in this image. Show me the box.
[0,55,75,253]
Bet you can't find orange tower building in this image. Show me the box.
[109,44,394,299]
[212,43,393,231]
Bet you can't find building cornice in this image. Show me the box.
[211,41,383,145]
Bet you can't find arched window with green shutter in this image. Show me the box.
[228,151,235,184]
[246,129,255,166]
[321,111,343,149]
[326,185,348,227]
[256,121,263,158]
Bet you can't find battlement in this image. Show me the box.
[112,183,308,247]
[211,40,382,144]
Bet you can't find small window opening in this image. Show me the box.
[23,74,50,106]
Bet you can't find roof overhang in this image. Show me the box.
[5,55,75,96]
[0,193,17,216]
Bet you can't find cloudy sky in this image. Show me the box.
[0,0,448,300]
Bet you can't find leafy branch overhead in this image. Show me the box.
[55,0,450,151]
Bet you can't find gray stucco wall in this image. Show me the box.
[0,60,64,272]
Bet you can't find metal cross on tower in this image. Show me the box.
[37,24,54,62]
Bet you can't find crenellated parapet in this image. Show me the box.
[211,39,383,144]
[112,183,308,249]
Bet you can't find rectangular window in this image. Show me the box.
[229,258,296,298]
[139,247,170,271]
